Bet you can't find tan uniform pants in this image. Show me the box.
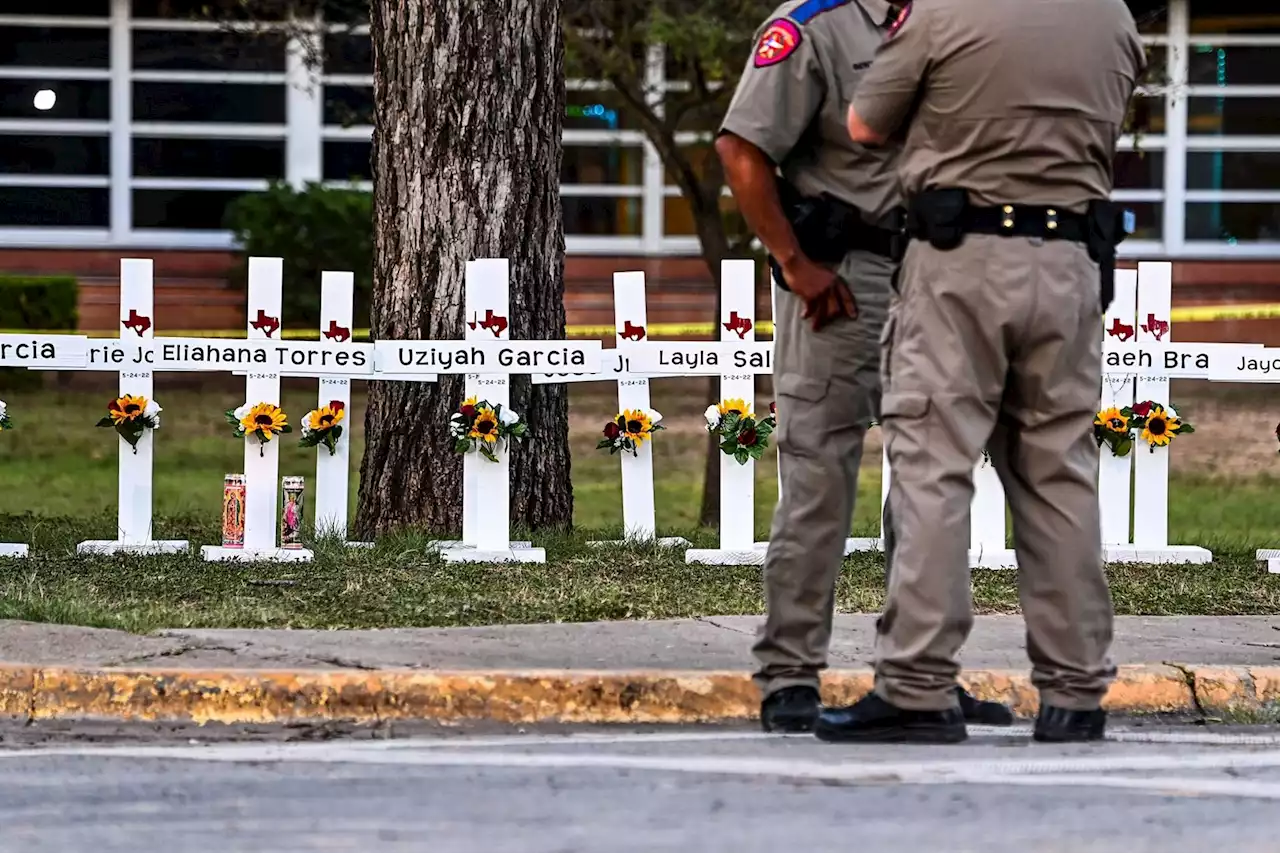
[752,249,893,698]
[874,235,1116,712]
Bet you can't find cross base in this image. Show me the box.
[0,543,28,558]
[842,537,884,554]
[1103,545,1212,565]
[200,545,315,563]
[685,547,767,566]
[441,546,546,564]
[587,537,690,549]
[77,539,189,556]
[428,540,532,551]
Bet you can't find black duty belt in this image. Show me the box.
[909,203,1089,244]
[842,213,904,259]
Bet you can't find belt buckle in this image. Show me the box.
[1001,205,1015,232]
[1046,208,1059,233]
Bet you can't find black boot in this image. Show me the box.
[814,692,967,744]
[957,686,1015,726]
[761,686,821,733]
[1033,704,1107,743]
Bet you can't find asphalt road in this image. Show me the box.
[5,719,1280,852]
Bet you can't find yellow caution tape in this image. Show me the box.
[1170,303,1280,323]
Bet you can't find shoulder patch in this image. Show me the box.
[886,3,912,38]
[790,0,852,25]
[754,19,802,68]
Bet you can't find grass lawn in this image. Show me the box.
[2,376,1280,631]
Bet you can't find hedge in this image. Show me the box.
[0,275,78,390]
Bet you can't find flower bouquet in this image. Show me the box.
[0,399,11,431]
[597,408,664,457]
[96,394,161,453]
[449,396,528,463]
[226,401,292,456]
[300,400,346,456]
[705,398,775,465]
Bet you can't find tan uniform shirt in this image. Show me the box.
[852,0,1147,213]
[719,0,905,224]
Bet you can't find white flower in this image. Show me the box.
[233,403,251,420]
[0,400,7,418]
[1164,404,1179,420]
[144,399,161,417]
[647,409,663,427]
[499,408,520,426]
[704,404,721,428]
[301,421,313,436]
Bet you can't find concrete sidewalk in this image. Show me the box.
[2,615,1279,726]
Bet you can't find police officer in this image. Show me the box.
[715,0,1013,734]
[818,0,1146,744]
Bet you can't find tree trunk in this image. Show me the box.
[356,0,570,538]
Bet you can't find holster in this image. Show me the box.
[1085,200,1131,313]
[905,188,970,251]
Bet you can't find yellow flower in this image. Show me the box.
[468,407,500,443]
[109,394,149,424]
[240,402,288,440]
[1094,407,1129,434]
[1141,405,1178,447]
[307,404,346,432]
[619,409,654,444]
[717,398,752,419]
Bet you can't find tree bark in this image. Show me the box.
[357,0,570,538]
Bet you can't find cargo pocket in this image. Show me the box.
[777,373,830,403]
[880,392,929,421]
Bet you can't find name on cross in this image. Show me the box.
[0,334,89,368]
[143,338,374,374]
[618,342,774,375]
[375,341,602,374]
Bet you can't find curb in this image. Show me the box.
[0,664,1275,726]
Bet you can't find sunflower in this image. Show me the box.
[620,408,654,444]
[1094,407,1129,435]
[717,398,752,419]
[1140,404,1178,447]
[108,394,149,424]
[306,403,346,432]
[468,407,500,443]
[240,402,289,441]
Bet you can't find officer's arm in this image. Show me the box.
[716,18,825,270]
[716,133,805,269]
[848,3,930,146]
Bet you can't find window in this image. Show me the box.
[563,197,641,236]
[1190,7,1280,35]
[10,0,109,13]
[133,31,287,73]
[323,86,373,127]
[322,141,370,182]
[0,27,109,68]
[0,80,109,121]
[134,138,284,179]
[1114,151,1163,190]
[1187,204,1280,242]
[0,187,108,227]
[133,189,249,230]
[562,145,643,185]
[0,135,108,175]
[324,34,371,75]
[134,82,286,123]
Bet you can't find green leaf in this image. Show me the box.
[95,416,114,428]
[596,439,614,451]
[479,445,499,463]
[734,449,750,465]
[453,438,472,455]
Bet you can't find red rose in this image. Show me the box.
[603,421,621,440]
[460,404,476,418]
[738,426,759,447]
[1131,401,1153,417]
[770,401,777,416]
[329,400,345,412]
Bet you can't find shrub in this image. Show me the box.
[224,181,373,327]
[0,275,78,391]
[0,275,78,331]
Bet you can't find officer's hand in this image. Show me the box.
[780,255,839,304]
[803,280,859,330]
